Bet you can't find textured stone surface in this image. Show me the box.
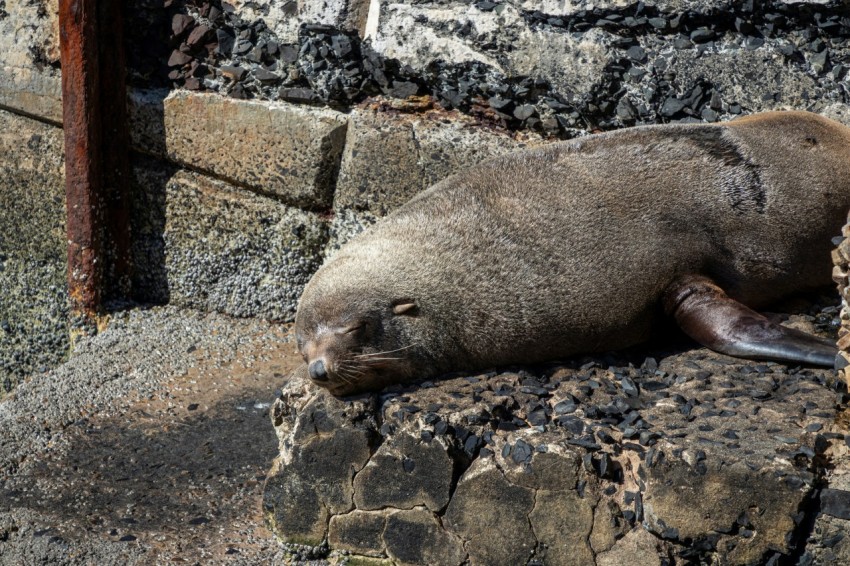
[353,431,454,511]
[263,374,377,544]
[328,510,388,556]
[335,106,543,216]
[444,457,537,565]
[0,0,62,123]
[0,109,67,395]
[228,0,370,43]
[265,322,847,564]
[366,1,615,97]
[590,499,629,554]
[384,508,465,566]
[348,0,850,132]
[596,527,663,566]
[529,488,595,566]
[324,208,379,259]
[160,92,347,209]
[653,37,821,114]
[130,155,327,321]
[146,0,850,138]
[643,456,803,563]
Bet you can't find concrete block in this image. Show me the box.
[335,106,544,215]
[130,156,328,321]
[129,91,348,209]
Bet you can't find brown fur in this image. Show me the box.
[295,111,850,395]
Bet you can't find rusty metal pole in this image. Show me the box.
[59,0,131,332]
[98,0,132,299]
[60,0,104,329]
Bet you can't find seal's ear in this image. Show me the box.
[392,299,418,316]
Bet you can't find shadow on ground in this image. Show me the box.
[0,325,301,563]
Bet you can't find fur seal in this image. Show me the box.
[295,111,849,395]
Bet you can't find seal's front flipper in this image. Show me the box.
[664,275,837,367]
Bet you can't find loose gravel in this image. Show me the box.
[0,305,298,565]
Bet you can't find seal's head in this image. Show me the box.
[294,253,434,396]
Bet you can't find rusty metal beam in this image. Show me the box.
[98,0,132,299]
[60,0,103,324]
[59,0,131,327]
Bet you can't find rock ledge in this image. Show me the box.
[264,343,846,565]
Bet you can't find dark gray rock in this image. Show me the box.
[328,510,388,556]
[384,509,466,566]
[443,457,536,566]
[821,489,850,520]
[353,431,454,511]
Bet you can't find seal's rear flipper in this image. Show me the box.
[664,275,837,367]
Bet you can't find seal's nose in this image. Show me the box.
[308,359,328,382]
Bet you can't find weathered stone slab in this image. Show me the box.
[0,109,67,394]
[130,91,348,209]
[332,106,543,244]
[130,155,327,321]
[329,510,388,556]
[266,335,842,564]
[0,0,62,123]
[596,527,663,566]
[529,486,595,566]
[444,457,536,565]
[658,38,821,115]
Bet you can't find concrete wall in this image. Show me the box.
[2,0,850,389]
[0,110,66,393]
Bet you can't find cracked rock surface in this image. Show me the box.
[264,306,850,565]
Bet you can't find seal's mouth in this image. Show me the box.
[298,337,419,395]
[303,355,405,396]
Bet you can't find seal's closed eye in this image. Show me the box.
[392,300,417,315]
